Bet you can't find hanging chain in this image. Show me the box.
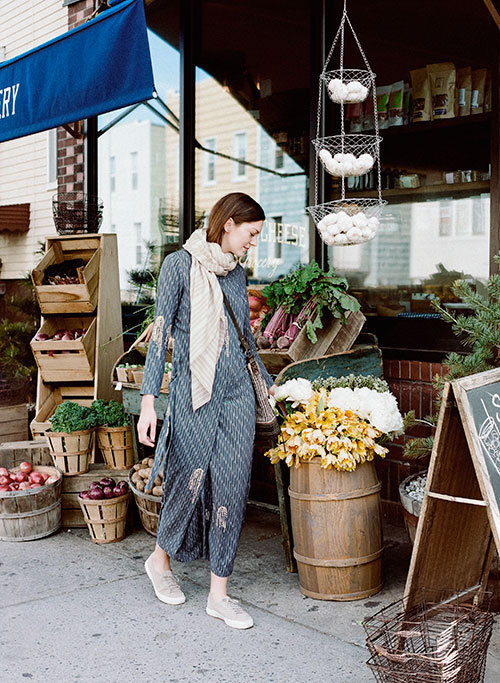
[339,5,346,200]
[314,76,323,205]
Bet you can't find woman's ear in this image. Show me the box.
[224,217,234,232]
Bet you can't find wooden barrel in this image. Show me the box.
[97,426,135,469]
[0,466,62,541]
[128,471,161,536]
[289,458,383,601]
[78,492,129,544]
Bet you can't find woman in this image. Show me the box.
[137,192,276,630]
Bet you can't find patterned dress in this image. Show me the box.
[141,249,274,577]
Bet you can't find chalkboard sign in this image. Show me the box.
[405,367,500,610]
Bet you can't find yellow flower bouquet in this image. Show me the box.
[265,376,405,472]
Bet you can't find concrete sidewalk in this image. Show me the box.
[2,507,499,683]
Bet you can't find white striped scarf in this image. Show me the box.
[183,228,238,411]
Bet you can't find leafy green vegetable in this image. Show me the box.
[90,399,130,428]
[49,401,97,433]
[261,261,360,343]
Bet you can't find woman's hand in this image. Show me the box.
[137,394,157,447]
[268,384,277,396]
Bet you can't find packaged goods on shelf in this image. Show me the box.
[427,62,456,120]
[457,66,472,116]
[410,67,432,122]
[472,68,487,114]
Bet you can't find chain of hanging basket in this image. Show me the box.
[307,0,387,247]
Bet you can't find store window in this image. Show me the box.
[131,151,138,190]
[274,145,284,170]
[135,222,142,264]
[272,216,283,260]
[203,137,216,185]
[232,132,248,180]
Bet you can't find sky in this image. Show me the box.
[98,30,208,128]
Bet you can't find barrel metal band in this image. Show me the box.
[288,481,381,502]
[0,500,60,519]
[293,548,383,567]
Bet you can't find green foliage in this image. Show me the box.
[404,261,500,460]
[90,399,130,428]
[312,374,390,393]
[49,401,97,433]
[0,319,37,380]
[261,261,360,343]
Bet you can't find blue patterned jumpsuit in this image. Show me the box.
[140,249,274,577]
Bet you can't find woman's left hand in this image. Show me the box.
[268,384,277,396]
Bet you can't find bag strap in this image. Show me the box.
[222,291,251,357]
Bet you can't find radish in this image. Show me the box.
[34,332,49,341]
[248,295,263,312]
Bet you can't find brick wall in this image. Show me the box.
[376,358,445,525]
[57,1,95,194]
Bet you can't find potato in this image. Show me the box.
[136,480,145,492]
[141,457,150,465]
[131,471,142,484]
[148,458,154,468]
[138,468,151,480]
[154,475,162,487]
[133,463,142,471]
[152,486,163,497]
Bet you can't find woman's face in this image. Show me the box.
[221,218,264,258]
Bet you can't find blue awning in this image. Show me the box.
[0,0,155,143]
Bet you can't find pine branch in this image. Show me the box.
[403,436,434,461]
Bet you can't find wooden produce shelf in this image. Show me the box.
[258,310,366,375]
[341,181,490,202]
[31,385,95,439]
[30,317,96,382]
[31,236,100,314]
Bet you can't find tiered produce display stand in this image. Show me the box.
[30,234,124,437]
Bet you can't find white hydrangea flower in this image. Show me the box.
[327,387,403,434]
[275,378,313,406]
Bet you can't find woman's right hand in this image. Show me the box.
[137,394,157,447]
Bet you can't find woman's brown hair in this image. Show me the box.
[206,192,265,244]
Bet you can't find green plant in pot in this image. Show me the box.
[91,400,134,471]
[46,401,97,475]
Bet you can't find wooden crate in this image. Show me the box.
[30,316,96,382]
[258,309,366,375]
[61,463,130,527]
[31,236,100,314]
[0,439,51,468]
[31,385,94,439]
[0,404,28,444]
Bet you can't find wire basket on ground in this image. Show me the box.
[52,192,103,235]
[307,198,386,246]
[363,590,495,683]
[312,134,382,177]
[321,68,375,103]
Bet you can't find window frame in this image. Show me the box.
[232,130,248,181]
[202,136,217,186]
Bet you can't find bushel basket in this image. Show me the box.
[97,426,135,470]
[78,491,129,544]
[46,429,94,475]
[129,470,161,536]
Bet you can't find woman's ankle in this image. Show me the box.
[151,547,171,571]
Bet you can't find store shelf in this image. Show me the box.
[338,181,490,201]
[377,112,491,137]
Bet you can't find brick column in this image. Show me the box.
[57,1,96,194]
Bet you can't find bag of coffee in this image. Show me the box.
[376,84,391,129]
[457,67,472,116]
[388,80,405,127]
[410,68,431,122]
[484,70,492,113]
[427,62,456,119]
[471,68,487,114]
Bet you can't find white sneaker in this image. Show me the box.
[144,554,185,605]
[206,594,254,629]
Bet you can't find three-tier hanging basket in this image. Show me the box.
[307,2,386,247]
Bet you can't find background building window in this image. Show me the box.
[134,222,142,264]
[110,156,116,193]
[274,144,284,170]
[273,216,283,260]
[131,151,138,190]
[110,224,116,233]
[47,129,57,186]
[233,131,247,180]
[203,137,216,185]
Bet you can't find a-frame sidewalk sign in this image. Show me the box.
[405,367,500,610]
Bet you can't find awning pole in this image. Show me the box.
[179,0,198,242]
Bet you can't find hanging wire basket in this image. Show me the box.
[321,68,375,104]
[52,192,103,235]
[312,134,382,177]
[307,198,386,246]
[363,590,495,683]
